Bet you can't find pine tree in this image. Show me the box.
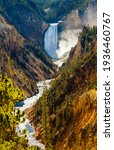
[41,87,52,149]
[0,74,27,149]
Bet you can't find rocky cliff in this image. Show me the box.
[0,15,56,97]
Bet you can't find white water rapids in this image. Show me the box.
[15,80,51,150]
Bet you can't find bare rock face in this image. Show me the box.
[0,15,55,97]
[58,9,82,32]
[63,10,82,30]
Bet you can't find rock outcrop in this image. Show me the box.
[0,15,56,97]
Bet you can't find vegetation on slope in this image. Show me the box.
[31,0,92,22]
[32,26,97,150]
[0,15,56,97]
[0,75,26,149]
[0,75,42,150]
[0,0,96,24]
[0,0,48,46]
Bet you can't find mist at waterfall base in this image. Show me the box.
[44,23,81,67]
[44,3,97,67]
[53,28,81,67]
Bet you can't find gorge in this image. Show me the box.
[16,5,96,150]
[0,0,97,150]
[14,17,82,149]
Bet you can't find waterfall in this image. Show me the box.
[44,22,81,67]
[44,23,58,59]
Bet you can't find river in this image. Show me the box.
[15,80,51,150]
[15,22,80,149]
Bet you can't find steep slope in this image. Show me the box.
[30,26,97,150]
[0,15,56,97]
[0,0,48,46]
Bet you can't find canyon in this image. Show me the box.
[0,0,97,150]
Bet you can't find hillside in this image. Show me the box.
[0,0,95,25]
[0,1,97,150]
[0,0,48,46]
[31,0,92,22]
[0,15,56,97]
[29,26,97,150]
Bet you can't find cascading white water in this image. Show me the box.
[15,80,51,150]
[44,23,58,59]
[44,22,81,67]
